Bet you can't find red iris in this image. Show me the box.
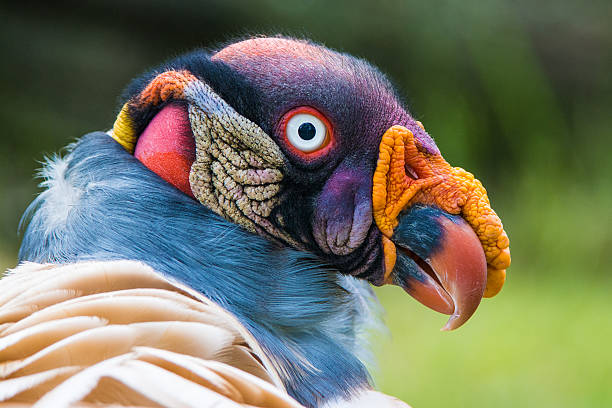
[278,106,334,161]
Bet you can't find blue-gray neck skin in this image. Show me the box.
[19,132,380,407]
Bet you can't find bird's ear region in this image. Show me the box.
[109,70,295,243]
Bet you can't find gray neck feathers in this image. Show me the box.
[19,132,380,407]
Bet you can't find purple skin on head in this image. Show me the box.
[212,38,439,280]
[313,167,373,257]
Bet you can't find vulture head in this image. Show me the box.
[20,37,510,406]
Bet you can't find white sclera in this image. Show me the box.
[286,113,328,152]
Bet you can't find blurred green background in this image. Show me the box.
[1,1,610,407]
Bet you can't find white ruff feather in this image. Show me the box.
[322,390,411,408]
[35,154,82,232]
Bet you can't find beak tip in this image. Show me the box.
[441,314,459,332]
[440,306,478,331]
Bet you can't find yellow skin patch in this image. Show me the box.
[372,125,510,297]
[110,103,136,152]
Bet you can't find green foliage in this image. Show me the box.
[0,1,610,406]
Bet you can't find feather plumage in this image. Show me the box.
[18,133,378,405]
[0,260,302,407]
[7,36,507,407]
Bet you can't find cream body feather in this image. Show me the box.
[0,261,301,407]
[0,261,408,408]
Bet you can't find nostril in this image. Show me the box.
[405,164,418,180]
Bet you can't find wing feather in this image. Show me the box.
[0,261,303,408]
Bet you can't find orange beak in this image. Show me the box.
[373,125,511,330]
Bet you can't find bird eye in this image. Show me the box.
[286,114,327,152]
[282,107,332,154]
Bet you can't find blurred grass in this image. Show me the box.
[374,277,612,407]
[0,1,611,407]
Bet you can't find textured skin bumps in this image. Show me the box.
[184,81,298,246]
[110,69,295,246]
[109,66,510,297]
[372,125,511,297]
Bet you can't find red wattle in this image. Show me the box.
[134,104,196,198]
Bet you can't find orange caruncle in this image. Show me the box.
[372,125,511,297]
[137,70,195,106]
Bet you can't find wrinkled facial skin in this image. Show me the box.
[211,38,438,279]
[116,37,509,329]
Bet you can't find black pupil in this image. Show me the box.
[298,122,317,141]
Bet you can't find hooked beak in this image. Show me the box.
[373,125,511,330]
[389,208,487,331]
